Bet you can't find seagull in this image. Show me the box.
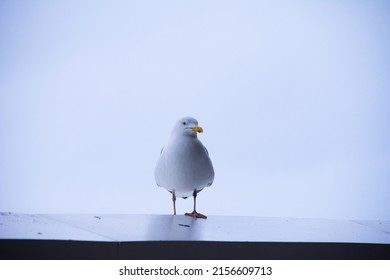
[154,116,214,219]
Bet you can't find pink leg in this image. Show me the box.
[172,190,176,215]
[185,190,207,219]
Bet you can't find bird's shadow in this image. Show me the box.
[144,214,205,241]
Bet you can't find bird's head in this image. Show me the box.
[172,116,203,138]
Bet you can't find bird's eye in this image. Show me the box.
[182,122,186,125]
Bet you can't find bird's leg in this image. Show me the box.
[172,190,176,215]
[185,190,207,219]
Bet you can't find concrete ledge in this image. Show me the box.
[1,240,390,260]
[1,213,390,259]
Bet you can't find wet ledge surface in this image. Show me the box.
[1,213,390,259]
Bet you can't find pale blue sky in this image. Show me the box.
[1,0,389,220]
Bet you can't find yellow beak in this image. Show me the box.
[192,126,203,133]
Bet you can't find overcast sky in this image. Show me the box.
[1,0,389,220]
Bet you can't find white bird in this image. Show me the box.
[154,116,214,219]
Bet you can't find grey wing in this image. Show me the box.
[203,146,214,187]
